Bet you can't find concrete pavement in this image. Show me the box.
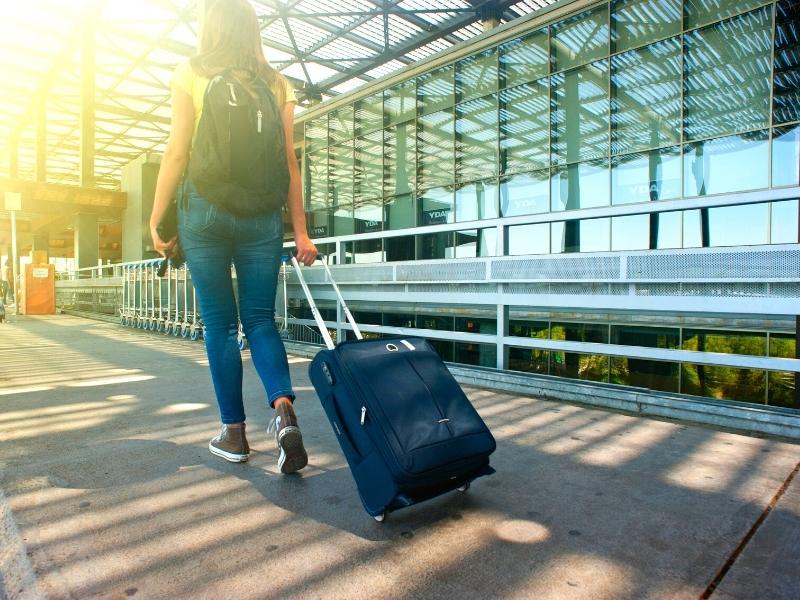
[0,315,798,599]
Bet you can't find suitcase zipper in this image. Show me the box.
[360,406,367,426]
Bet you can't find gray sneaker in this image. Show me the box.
[269,403,308,474]
[209,424,250,463]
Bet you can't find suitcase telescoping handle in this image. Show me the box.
[289,253,362,350]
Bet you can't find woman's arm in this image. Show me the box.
[282,101,318,267]
[149,84,194,256]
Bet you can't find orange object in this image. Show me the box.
[19,263,55,315]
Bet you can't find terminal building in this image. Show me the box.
[1,0,799,421]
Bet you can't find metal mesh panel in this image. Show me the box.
[328,265,395,282]
[503,283,551,295]
[627,249,800,280]
[407,283,491,294]
[491,256,620,280]
[681,283,769,297]
[768,283,800,298]
[635,284,682,296]
[396,261,487,282]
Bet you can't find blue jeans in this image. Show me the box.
[179,183,294,424]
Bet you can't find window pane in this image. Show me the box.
[509,348,550,374]
[385,80,416,125]
[552,218,610,253]
[355,197,383,233]
[772,125,800,188]
[346,239,384,263]
[329,105,354,144]
[611,357,680,392]
[611,324,680,348]
[551,160,610,211]
[683,209,703,248]
[385,194,415,230]
[774,0,800,125]
[683,329,767,356]
[456,316,498,334]
[418,65,455,114]
[683,8,772,140]
[419,187,454,225]
[612,147,681,204]
[456,96,498,182]
[456,48,498,102]
[510,319,550,337]
[683,131,769,197]
[304,149,329,210]
[681,364,766,403]
[685,0,771,30]
[768,372,796,408]
[304,116,328,152]
[551,61,609,163]
[453,229,498,258]
[652,211,683,249]
[454,342,497,368]
[612,214,650,250]
[384,123,416,197]
[355,92,384,136]
[354,131,383,202]
[500,29,549,88]
[455,179,499,221]
[611,38,681,154]
[385,234,415,261]
[329,143,353,205]
[508,223,550,255]
[418,110,454,190]
[553,322,609,343]
[551,5,609,72]
[307,209,331,239]
[771,200,799,244]
[418,232,453,260]
[499,80,550,173]
[500,170,550,217]
[552,352,610,382]
[708,203,769,247]
[611,0,682,53]
[770,332,795,358]
[333,204,354,236]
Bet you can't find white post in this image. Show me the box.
[5,192,22,315]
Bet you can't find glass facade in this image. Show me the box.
[298,0,800,410]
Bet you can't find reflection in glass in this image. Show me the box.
[611,324,680,348]
[683,210,703,248]
[430,340,455,361]
[610,357,680,392]
[651,210,682,249]
[354,131,383,203]
[418,232,452,259]
[684,0,771,30]
[552,218,610,253]
[453,229,497,258]
[304,116,328,153]
[419,187,454,226]
[612,215,650,250]
[355,198,383,233]
[683,8,772,140]
[500,170,549,217]
[508,223,549,255]
[455,180,499,222]
[612,147,681,204]
[772,125,800,188]
[611,38,681,154]
[456,96,499,182]
[355,92,384,136]
[551,61,609,163]
[384,123,416,197]
[769,332,795,358]
[329,143,354,206]
[510,319,550,338]
[683,131,769,197]
[454,342,497,368]
[499,80,550,173]
[456,48,498,102]
[349,239,384,264]
[332,204,354,236]
[681,364,766,403]
[385,79,416,125]
[768,371,796,408]
[683,329,767,356]
[500,29,549,89]
[384,194,415,230]
[304,149,329,210]
[611,0,681,53]
[551,5,609,72]
[456,316,497,334]
[774,0,800,125]
[329,105,354,144]
[552,322,609,343]
[385,234,415,261]
[509,348,549,374]
[306,210,331,239]
[418,65,455,115]
[552,352,610,382]
[418,110,454,190]
[771,201,799,244]
[707,203,769,247]
[551,160,610,211]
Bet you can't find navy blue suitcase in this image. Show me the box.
[292,257,496,521]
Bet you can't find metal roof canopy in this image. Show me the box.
[0,0,557,191]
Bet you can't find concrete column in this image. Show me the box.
[121,154,161,262]
[74,213,99,270]
[496,303,509,370]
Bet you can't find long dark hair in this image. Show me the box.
[191,0,284,102]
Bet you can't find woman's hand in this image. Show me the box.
[295,235,318,266]
[150,223,177,258]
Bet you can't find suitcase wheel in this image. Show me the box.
[373,513,385,522]
[457,482,470,493]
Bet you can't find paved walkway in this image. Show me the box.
[0,315,798,600]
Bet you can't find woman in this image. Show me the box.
[149,0,317,472]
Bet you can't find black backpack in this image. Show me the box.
[188,69,289,216]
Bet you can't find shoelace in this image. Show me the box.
[265,417,278,435]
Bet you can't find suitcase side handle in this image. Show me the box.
[290,254,362,349]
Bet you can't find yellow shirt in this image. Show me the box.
[172,61,297,135]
